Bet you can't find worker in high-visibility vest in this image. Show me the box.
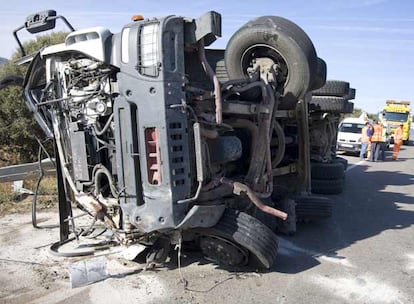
[370,120,383,162]
[392,124,404,160]
[360,122,371,160]
[379,122,389,161]
[366,124,374,160]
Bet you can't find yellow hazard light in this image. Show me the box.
[131,15,144,21]
[386,100,411,105]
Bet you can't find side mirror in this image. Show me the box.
[25,10,57,34]
[13,10,75,58]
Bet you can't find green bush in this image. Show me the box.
[0,32,67,165]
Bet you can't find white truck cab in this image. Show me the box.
[336,117,368,154]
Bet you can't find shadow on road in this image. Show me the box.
[273,164,414,274]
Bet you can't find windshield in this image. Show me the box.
[383,112,408,122]
[339,123,365,133]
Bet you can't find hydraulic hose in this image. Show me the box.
[94,113,114,136]
[93,164,119,198]
[219,177,287,221]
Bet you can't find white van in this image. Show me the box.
[336,117,368,153]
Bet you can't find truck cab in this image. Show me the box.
[6,10,336,269]
[380,100,411,144]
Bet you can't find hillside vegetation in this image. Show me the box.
[0,32,66,166]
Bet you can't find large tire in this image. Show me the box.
[295,196,332,221]
[225,16,318,110]
[312,80,350,97]
[309,96,349,113]
[311,178,344,194]
[309,57,327,91]
[311,161,344,180]
[194,209,278,269]
[332,156,348,171]
[344,88,356,100]
[344,101,354,114]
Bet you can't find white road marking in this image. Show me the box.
[278,238,355,268]
[319,255,355,268]
[346,160,365,172]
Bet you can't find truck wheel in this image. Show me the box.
[312,80,350,97]
[309,57,327,91]
[195,209,278,269]
[309,96,349,113]
[332,156,348,171]
[225,16,318,110]
[311,161,344,179]
[344,88,356,100]
[295,195,332,221]
[343,101,354,113]
[311,178,344,194]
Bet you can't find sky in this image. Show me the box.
[0,0,414,114]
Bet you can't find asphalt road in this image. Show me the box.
[0,145,413,304]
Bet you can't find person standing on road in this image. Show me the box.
[370,120,383,162]
[392,124,404,160]
[379,122,388,161]
[366,123,374,160]
[360,122,371,160]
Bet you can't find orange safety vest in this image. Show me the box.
[370,124,383,142]
[394,127,403,144]
[361,126,370,143]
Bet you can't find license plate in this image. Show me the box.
[389,144,394,149]
[341,144,353,148]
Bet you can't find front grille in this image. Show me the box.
[169,121,186,187]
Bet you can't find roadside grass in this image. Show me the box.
[0,176,57,216]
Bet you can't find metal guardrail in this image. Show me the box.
[0,159,55,183]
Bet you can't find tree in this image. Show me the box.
[0,32,67,165]
[341,107,377,121]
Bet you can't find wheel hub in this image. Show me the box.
[241,44,288,90]
[199,235,248,266]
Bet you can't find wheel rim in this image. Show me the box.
[240,44,289,93]
[199,235,249,266]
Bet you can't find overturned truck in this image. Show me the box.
[6,10,336,269]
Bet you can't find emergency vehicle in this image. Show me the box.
[379,100,411,144]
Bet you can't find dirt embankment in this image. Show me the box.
[0,175,57,216]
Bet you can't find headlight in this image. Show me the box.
[121,27,130,64]
[139,23,159,77]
